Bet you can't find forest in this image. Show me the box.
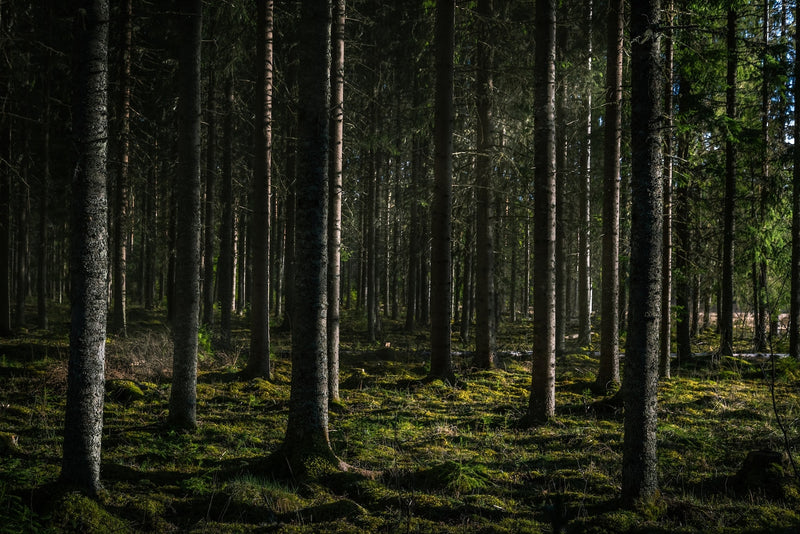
[1,0,800,532]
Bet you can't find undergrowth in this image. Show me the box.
[0,304,798,532]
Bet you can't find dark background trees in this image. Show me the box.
[0,0,799,522]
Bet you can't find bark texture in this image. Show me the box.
[328,0,345,401]
[246,0,274,379]
[720,8,737,357]
[474,0,497,369]
[622,0,662,503]
[429,0,455,382]
[111,0,132,337]
[528,0,557,423]
[61,0,109,495]
[280,0,335,467]
[168,0,202,430]
[792,1,800,360]
[597,0,623,390]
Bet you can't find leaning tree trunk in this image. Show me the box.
[61,0,109,496]
[474,0,497,369]
[527,0,557,423]
[429,0,455,382]
[168,0,202,431]
[597,0,623,391]
[246,0,274,379]
[622,0,662,504]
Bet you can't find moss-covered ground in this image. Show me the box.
[0,305,798,532]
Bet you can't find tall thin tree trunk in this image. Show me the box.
[791,0,800,359]
[202,72,216,328]
[15,177,29,327]
[111,0,132,337]
[753,0,770,353]
[527,0,557,423]
[218,76,235,346]
[429,0,455,382]
[623,0,662,503]
[38,93,49,331]
[168,0,202,431]
[0,111,9,336]
[474,0,497,368]
[555,18,567,355]
[597,0,623,390]
[246,0,274,379]
[720,8,737,357]
[327,0,345,402]
[660,0,674,379]
[61,0,109,495]
[279,0,337,470]
[577,0,593,347]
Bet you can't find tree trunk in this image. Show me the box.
[38,91,49,331]
[555,17,567,355]
[218,76,235,347]
[660,0,674,379]
[622,0,662,503]
[597,0,623,390]
[111,0,132,337]
[61,0,109,495]
[527,0,557,423]
[720,8,737,357]
[0,110,9,336]
[753,0,769,353]
[202,72,216,329]
[474,0,497,368]
[577,0,593,347]
[246,0,274,379]
[15,177,29,328]
[429,0,455,382]
[280,0,337,470]
[674,46,692,364]
[791,0,800,359]
[143,139,158,310]
[168,0,202,431]
[328,0,345,402]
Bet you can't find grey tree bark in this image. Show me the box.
[474,0,497,369]
[111,0,132,337]
[328,0,345,402]
[168,0,202,431]
[720,8,737,357]
[660,0,675,379]
[279,0,337,470]
[61,0,109,495]
[791,0,800,360]
[577,0,593,348]
[429,0,455,382]
[246,0,274,379]
[622,0,662,503]
[218,77,234,347]
[202,72,216,329]
[527,0,557,423]
[597,0,623,391]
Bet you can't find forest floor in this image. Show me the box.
[1,305,799,533]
